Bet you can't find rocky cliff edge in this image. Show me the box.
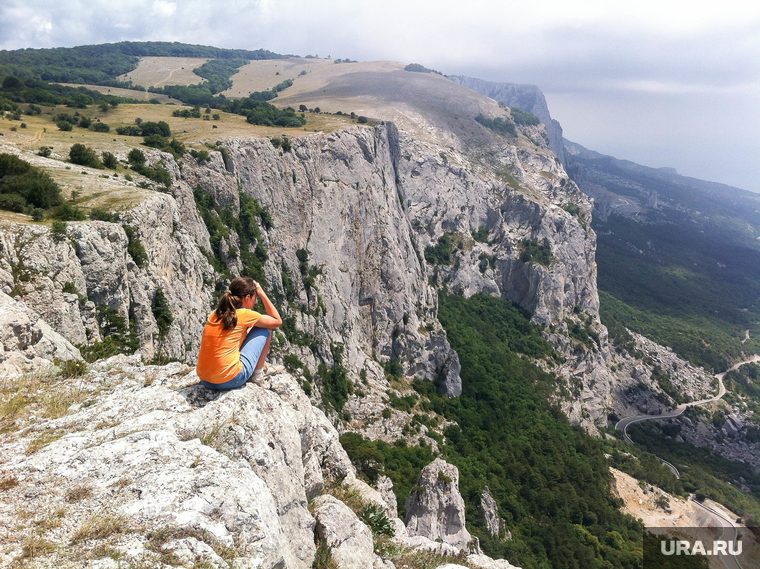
[0,356,519,569]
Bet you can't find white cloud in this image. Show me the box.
[151,0,176,17]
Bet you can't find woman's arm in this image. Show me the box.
[254,282,282,329]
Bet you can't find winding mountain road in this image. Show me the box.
[616,356,759,568]
[691,499,744,569]
[616,355,760,447]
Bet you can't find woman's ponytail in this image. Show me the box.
[215,291,239,330]
[214,277,257,330]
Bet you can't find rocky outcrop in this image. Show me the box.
[664,412,760,475]
[313,495,375,569]
[0,357,521,569]
[227,127,463,396]
[404,458,473,551]
[376,475,399,519]
[0,290,80,377]
[0,190,215,366]
[0,357,349,568]
[3,120,612,424]
[478,486,510,541]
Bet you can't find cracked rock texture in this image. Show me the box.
[0,357,519,569]
[313,494,375,569]
[0,290,80,376]
[0,190,215,364]
[478,486,510,541]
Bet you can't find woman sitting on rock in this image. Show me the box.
[196,277,282,390]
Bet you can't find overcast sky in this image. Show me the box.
[1,0,758,191]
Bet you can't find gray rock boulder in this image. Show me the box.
[376,475,399,519]
[313,494,375,569]
[478,486,510,540]
[404,458,473,551]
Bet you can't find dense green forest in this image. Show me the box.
[0,42,288,107]
[344,293,644,569]
[0,76,136,107]
[568,145,760,373]
[595,213,760,372]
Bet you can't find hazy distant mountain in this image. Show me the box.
[448,75,567,166]
[564,137,760,235]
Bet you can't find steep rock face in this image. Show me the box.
[376,475,399,519]
[226,127,463,396]
[0,191,215,364]
[227,123,598,391]
[0,290,80,376]
[404,458,473,551]
[395,130,597,326]
[478,486,510,541]
[0,121,608,423]
[448,76,567,167]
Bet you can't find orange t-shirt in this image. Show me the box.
[196,308,262,383]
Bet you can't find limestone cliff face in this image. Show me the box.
[0,290,80,376]
[0,121,608,423]
[225,126,462,396]
[394,128,597,326]
[0,190,215,364]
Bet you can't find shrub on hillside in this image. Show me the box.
[142,134,169,149]
[69,143,103,169]
[139,121,171,137]
[510,107,541,126]
[89,208,119,222]
[0,153,62,211]
[403,63,443,75]
[475,114,517,137]
[127,148,146,165]
[101,151,118,169]
[49,202,86,221]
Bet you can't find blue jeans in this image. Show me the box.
[201,327,270,390]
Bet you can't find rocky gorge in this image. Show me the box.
[0,89,719,567]
[1,117,708,430]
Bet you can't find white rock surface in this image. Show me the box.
[478,486,510,540]
[467,553,521,569]
[0,358,348,569]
